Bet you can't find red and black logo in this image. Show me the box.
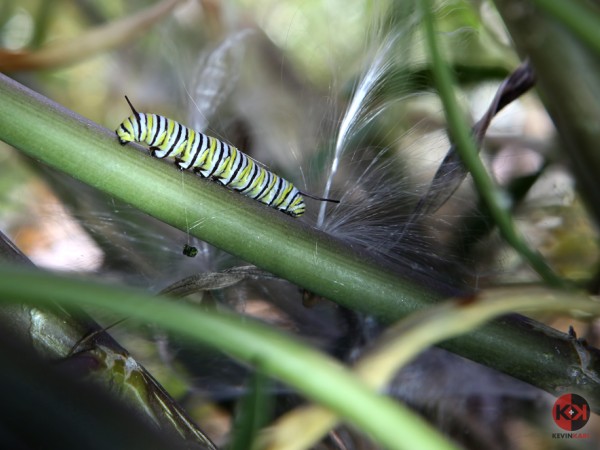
[553,394,590,431]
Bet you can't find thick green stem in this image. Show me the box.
[0,73,437,316]
[1,73,600,409]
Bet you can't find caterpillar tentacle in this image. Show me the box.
[116,97,338,217]
[300,191,340,203]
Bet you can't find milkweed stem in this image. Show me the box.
[420,0,567,288]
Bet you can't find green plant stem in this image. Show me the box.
[493,0,600,229]
[531,0,600,55]
[30,0,55,49]
[1,74,600,408]
[260,287,600,449]
[0,73,434,318]
[0,265,460,450]
[0,231,217,449]
[420,0,565,288]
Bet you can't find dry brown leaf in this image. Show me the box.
[0,0,184,72]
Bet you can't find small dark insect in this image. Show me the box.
[116,97,339,217]
[182,244,198,258]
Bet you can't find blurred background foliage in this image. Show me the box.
[1,0,600,449]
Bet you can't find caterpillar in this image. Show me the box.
[116,97,338,217]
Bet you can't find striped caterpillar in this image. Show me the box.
[116,97,338,217]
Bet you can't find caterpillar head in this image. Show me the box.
[116,96,140,145]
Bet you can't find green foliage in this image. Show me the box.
[1,0,600,448]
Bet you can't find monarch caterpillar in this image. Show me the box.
[116,97,338,217]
